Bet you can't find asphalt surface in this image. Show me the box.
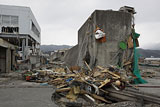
[0,88,58,107]
[0,72,58,107]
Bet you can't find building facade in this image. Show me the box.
[0,38,16,73]
[0,4,41,60]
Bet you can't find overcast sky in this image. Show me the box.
[0,0,159,49]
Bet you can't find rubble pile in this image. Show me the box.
[22,60,147,106]
[20,60,160,106]
[50,62,140,106]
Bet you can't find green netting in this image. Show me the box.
[119,41,127,50]
[133,32,147,84]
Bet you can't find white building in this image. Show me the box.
[144,58,160,65]
[0,4,41,60]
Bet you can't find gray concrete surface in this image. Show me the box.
[0,79,53,88]
[137,67,160,96]
[0,75,57,107]
[137,78,160,96]
[0,88,57,107]
[64,10,133,68]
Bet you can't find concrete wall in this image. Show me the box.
[64,10,133,68]
[0,46,15,73]
[30,55,40,68]
[0,38,16,73]
[78,10,132,67]
[50,50,67,62]
[6,48,12,73]
[64,45,78,66]
[30,55,40,63]
[0,47,6,73]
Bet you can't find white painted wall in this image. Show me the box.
[0,5,41,43]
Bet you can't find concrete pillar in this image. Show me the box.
[22,37,29,60]
[6,48,11,73]
[34,43,36,54]
[25,37,29,59]
[32,42,36,54]
[22,39,25,60]
[11,50,15,67]
[0,47,6,73]
[32,42,34,54]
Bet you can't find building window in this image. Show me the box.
[31,22,40,37]
[11,16,18,26]
[2,15,10,26]
[0,15,19,33]
[1,27,19,33]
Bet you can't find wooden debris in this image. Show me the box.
[84,61,92,71]
[73,86,80,94]
[84,94,95,103]
[111,83,120,91]
[127,35,133,48]
[99,79,110,88]
[56,87,71,93]
[93,71,101,77]
[69,66,81,72]
[97,66,120,79]
[123,61,132,66]
[66,88,78,101]
[56,84,68,89]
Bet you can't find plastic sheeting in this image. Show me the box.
[95,29,105,39]
[133,32,147,84]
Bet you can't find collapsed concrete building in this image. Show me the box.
[64,7,136,68]
[50,49,69,62]
[0,5,41,71]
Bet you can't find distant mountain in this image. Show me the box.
[40,45,160,58]
[138,48,160,58]
[40,45,72,53]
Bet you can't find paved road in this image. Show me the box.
[0,88,58,107]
